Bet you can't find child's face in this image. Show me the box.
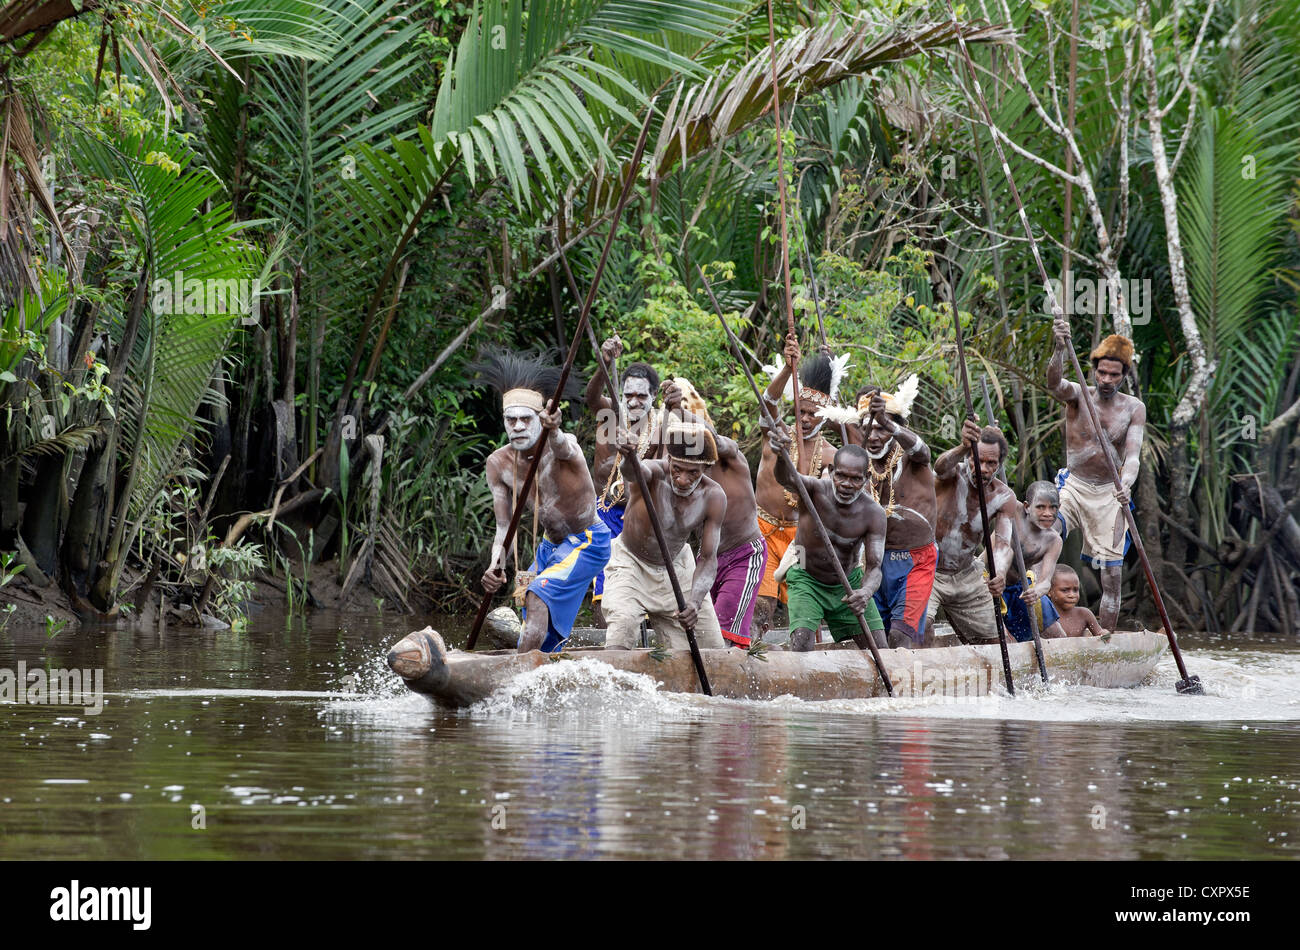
[1027,492,1059,530]
[1051,574,1080,608]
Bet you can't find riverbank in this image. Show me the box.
[0,558,432,634]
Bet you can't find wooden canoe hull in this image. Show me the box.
[387,629,1169,709]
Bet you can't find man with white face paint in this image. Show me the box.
[474,350,611,653]
[836,376,939,649]
[584,336,662,626]
[768,425,887,652]
[600,420,727,652]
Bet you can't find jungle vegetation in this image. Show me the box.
[1,0,1297,634]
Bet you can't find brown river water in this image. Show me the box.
[1,611,1297,860]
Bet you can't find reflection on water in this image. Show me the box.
[1,612,1297,859]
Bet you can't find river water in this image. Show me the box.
[1,612,1297,860]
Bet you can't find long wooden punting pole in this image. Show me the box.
[466,106,657,653]
[765,0,808,461]
[944,274,1016,695]
[939,0,1201,693]
[699,267,894,697]
[555,250,714,695]
[981,376,1049,684]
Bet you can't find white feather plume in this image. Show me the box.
[817,404,860,426]
[828,353,852,401]
[890,373,920,420]
[762,354,796,401]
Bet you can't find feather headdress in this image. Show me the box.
[468,347,582,411]
[762,351,853,405]
[856,373,919,422]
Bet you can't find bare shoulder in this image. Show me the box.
[485,446,510,476]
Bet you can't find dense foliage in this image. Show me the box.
[1,0,1297,632]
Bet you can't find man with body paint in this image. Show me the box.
[1047,319,1145,632]
[476,350,612,653]
[925,420,1018,644]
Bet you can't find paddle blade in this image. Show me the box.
[1175,675,1205,695]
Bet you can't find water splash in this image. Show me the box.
[468,658,702,722]
[752,648,1300,723]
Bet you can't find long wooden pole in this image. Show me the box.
[466,105,657,652]
[944,271,1016,695]
[555,248,713,695]
[939,0,1201,694]
[765,0,807,463]
[981,376,1049,684]
[699,267,894,697]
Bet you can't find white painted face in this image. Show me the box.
[623,377,654,423]
[504,407,542,450]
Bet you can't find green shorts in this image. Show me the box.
[786,565,884,642]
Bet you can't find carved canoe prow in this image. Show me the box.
[387,628,1169,710]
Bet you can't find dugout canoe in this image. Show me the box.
[386,628,1168,709]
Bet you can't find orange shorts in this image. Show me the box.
[757,512,798,602]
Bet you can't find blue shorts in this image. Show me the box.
[591,501,625,600]
[1003,583,1062,642]
[522,520,612,652]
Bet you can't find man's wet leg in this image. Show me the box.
[1099,563,1121,631]
[789,627,817,652]
[519,590,550,653]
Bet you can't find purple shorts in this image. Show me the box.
[711,538,767,647]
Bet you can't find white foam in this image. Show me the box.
[468,658,702,721]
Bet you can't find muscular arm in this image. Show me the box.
[860,511,886,599]
[1046,336,1080,404]
[485,457,514,572]
[585,369,613,414]
[772,444,820,497]
[989,498,1017,582]
[547,426,582,463]
[932,444,967,480]
[689,487,726,611]
[620,446,657,487]
[888,421,930,465]
[1119,401,1146,490]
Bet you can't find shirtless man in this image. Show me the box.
[851,376,939,649]
[1047,320,1146,631]
[753,334,842,635]
[584,336,661,626]
[768,424,886,652]
[1003,481,1066,642]
[601,419,727,652]
[476,350,612,653]
[1046,565,1108,637]
[925,419,1018,644]
[662,382,766,648]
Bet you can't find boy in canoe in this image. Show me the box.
[1003,481,1066,641]
[474,349,612,654]
[601,419,728,651]
[768,422,887,652]
[1046,565,1109,637]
